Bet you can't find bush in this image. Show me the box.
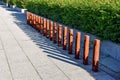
[25,0,120,43]
[4,0,120,43]
[4,0,28,8]
[3,0,7,3]
[15,0,28,8]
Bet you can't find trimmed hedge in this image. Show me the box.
[4,0,120,43]
[3,0,28,8]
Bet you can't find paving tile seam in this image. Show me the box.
[0,36,14,80]
[46,51,72,80]
[0,38,3,50]
[38,39,75,79]
[0,7,15,80]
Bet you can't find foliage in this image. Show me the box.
[26,0,120,43]
[3,0,7,3]
[3,0,28,8]
[3,0,120,43]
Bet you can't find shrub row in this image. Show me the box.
[3,0,28,8]
[4,0,120,43]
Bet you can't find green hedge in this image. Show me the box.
[3,0,28,8]
[3,0,7,3]
[26,0,120,43]
[4,0,120,43]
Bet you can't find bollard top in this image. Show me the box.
[76,32,81,35]
[44,18,47,21]
[70,29,74,32]
[94,39,101,51]
[94,39,100,44]
[53,22,57,27]
[64,26,68,29]
[85,35,90,38]
[47,19,49,22]
[58,24,62,27]
[50,20,53,24]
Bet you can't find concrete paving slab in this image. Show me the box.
[0,50,12,80]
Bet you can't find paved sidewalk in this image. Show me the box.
[0,3,118,80]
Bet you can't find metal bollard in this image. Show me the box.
[43,18,47,36]
[29,13,32,25]
[33,14,36,28]
[37,17,41,32]
[83,35,90,65]
[32,14,34,27]
[46,20,50,38]
[53,23,57,43]
[49,21,53,41]
[68,29,74,54]
[31,13,34,26]
[75,32,81,59]
[40,17,43,34]
[35,15,39,30]
[58,24,62,46]
[63,27,68,50]
[28,12,31,25]
[35,15,38,29]
[92,39,100,72]
[34,15,37,28]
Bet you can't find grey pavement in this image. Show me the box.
[0,3,119,80]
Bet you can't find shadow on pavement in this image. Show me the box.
[0,3,117,80]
